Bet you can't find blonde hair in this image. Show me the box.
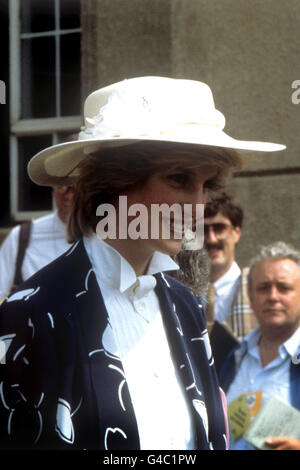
[67,141,243,242]
[248,241,300,298]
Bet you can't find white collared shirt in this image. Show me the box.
[227,326,300,450]
[0,212,70,299]
[83,234,196,450]
[214,261,241,323]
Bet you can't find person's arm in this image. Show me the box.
[0,227,20,300]
[265,437,300,450]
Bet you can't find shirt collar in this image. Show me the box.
[83,234,179,293]
[214,261,241,295]
[240,325,300,359]
[280,326,300,358]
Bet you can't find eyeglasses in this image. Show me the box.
[204,222,233,237]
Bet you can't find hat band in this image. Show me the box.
[79,113,226,143]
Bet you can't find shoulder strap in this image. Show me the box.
[12,220,32,288]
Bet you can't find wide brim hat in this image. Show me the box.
[28,76,286,186]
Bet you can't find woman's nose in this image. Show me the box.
[186,185,207,205]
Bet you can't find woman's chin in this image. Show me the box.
[152,238,183,256]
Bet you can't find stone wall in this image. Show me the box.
[81,0,173,98]
[81,0,300,266]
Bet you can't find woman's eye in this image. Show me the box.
[168,173,190,185]
[204,180,214,189]
[204,179,222,191]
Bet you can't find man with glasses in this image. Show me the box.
[204,192,256,341]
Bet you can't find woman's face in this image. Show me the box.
[118,163,219,256]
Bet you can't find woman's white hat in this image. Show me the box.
[28,76,286,186]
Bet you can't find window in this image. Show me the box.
[9,0,82,220]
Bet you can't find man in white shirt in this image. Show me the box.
[220,241,300,450]
[204,192,256,339]
[0,186,73,299]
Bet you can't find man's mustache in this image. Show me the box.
[205,242,224,251]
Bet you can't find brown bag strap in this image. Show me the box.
[12,220,32,289]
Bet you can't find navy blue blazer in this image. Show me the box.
[0,240,227,450]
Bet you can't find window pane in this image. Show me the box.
[60,33,81,116]
[21,0,55,34]
[60,0,80,29]
[18,136,53,212]
[21,37,56,119]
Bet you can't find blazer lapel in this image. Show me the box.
[66,240,140,450]
[155,272,229,450]
[154,272,213,449]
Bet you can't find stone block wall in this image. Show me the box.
[80,0,300,266]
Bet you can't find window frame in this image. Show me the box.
[9,0,82,221]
